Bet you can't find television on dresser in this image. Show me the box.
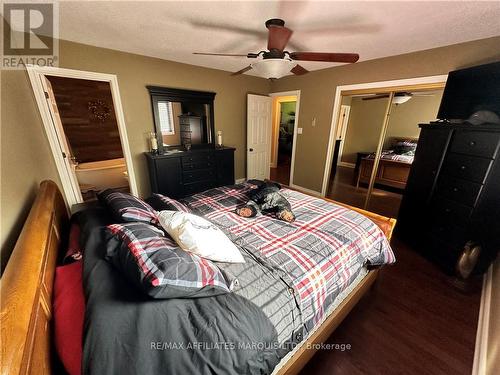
[437,61,500,122]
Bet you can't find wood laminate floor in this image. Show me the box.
[270,163,291,185]
[300,237,481,375]
[327,166,403,218]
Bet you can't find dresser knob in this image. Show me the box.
[460,165,466,171]
[445,208,451,213]
[453,187,459,192]
[469,141,476,146]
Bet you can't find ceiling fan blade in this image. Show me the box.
[289,52,359,63]
[291,64,308,76]
[267,25,293,51]
[362,94,390,101]
[193,52,250,57]
[231,65,253,76]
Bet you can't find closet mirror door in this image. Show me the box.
[327,93,390,212]
[366,89,444,218]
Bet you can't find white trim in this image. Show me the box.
[26,65,138,206]
[269,90,301,187]
[472,265,494,375]
[235,178,246,184]
[320,74,448,196]
[338,162,355,169]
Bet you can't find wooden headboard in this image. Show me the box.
[1,181,68,375]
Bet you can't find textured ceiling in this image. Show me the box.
[52,1,500,77]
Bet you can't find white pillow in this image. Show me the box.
[157,210,245,263]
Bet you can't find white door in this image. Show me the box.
[247,94,272,180]
[40,76,83,203]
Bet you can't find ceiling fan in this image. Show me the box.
[362,91,435,104]
[193,18,359,79]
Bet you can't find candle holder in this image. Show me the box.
[216,130,223,148]
[149,132,159,154]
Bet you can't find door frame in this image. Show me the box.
[269,90,301,187]
[26,65,138,206]
[320,74,448,196]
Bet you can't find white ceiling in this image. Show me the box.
[55,0,500,77]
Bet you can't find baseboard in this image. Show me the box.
[289,183,323,197]
[338,162,355,169]
[235,178,246,184]
[472,263,494,375]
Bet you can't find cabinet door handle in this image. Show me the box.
[460,165,466,171]
[452,187,459,192]
[469,141,476,146]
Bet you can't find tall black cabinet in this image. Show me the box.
[397,123,500,274]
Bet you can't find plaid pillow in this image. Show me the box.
[148,194,191,213]
[98,190,158,224]
[105,222,230,299]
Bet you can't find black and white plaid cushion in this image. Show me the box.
[98,190,158,224]
[148,193,191,213]
[105,222,230,299]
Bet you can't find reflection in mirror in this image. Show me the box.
[326,94,389,211]
[148,86,216,153]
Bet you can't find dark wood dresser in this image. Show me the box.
[397,123,500,274]
[145,147,235,198]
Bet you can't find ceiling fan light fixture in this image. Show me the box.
[392,95,412,105]
[251,58,295,79]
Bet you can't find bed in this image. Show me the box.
[357,138,418,190]
[1,180,396,375]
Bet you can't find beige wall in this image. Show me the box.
[1,39,269,271]
[1,69,62,271]
[272,36,500,192]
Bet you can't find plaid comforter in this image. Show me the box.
[366,150,414,164]
[181,183,395,333]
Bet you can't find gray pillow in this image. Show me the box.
[104,222,230,299]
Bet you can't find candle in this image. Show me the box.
[217,131,223,147]
[151,134,158,152]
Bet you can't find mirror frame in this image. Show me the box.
[147,86,216,153]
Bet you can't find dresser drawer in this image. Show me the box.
[182,168,216,183]
[181,153,213,166]
[430,197,473,224]
[435,177,482,206]
[429,221,469,248]
[183,160,214,171]
[449,130,500,159]
[441,153,492,183]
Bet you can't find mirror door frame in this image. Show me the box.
[321,74,448,197]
